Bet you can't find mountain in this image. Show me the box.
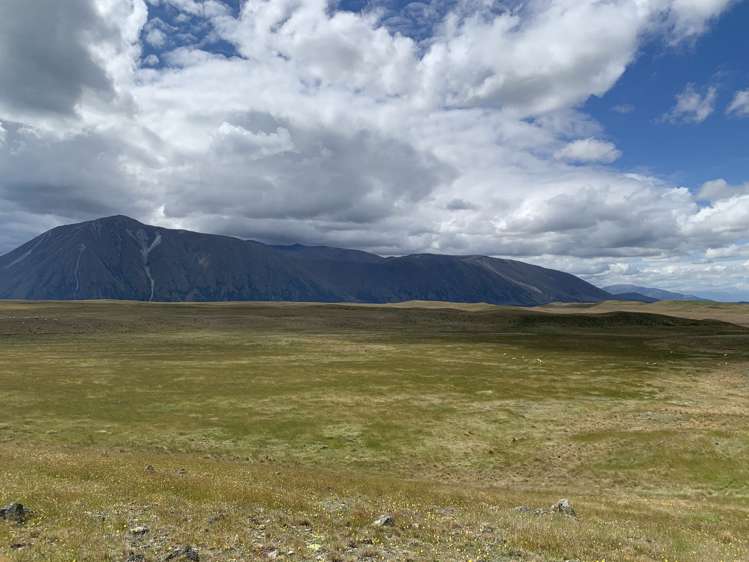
[605,292,659,303]
[603,284,708,302]
[0,215,612,305]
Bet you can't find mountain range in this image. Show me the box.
[603,284,707,302]
[0,215,614,305]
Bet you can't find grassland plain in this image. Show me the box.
[0,301,748,562]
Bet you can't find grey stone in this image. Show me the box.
[0,502,30,523]
[372,514,395,527]
[551,498,576,517]
[130,525,150,536]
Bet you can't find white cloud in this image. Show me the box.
[554,138,622,164]
[145,27,167,47]
[684,194,749,239]
[212,122,296,160]
[662,83,717,123]
[727,89,749,117]
[698,178,749,202]
[705,244,749,259]
[665,0,735,41]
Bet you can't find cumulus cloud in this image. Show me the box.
[727,89,749,117]
[554,138,622,164]
[662,83,718,123]
[163,115,453,225]
[145,27,167,47]
[212,122,296,160]
[684,194,749,239]
[698,178,749,202]
[143,54,160,66]
[0,0,747,297]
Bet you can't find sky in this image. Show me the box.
[0,0,748,300]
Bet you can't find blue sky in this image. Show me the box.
[139,1,242,62]
[1,0,749,299]
[586,0,749,188]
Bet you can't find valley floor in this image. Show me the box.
[0,301,748,561]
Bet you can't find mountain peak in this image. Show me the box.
[88,215,145,227]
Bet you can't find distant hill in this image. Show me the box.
[603,284,708,302]
[606,291,658,303]
[0,215,611,305]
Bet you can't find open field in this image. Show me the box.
[538,300,749,328]
[1,301,748,561]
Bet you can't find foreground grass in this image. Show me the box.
[0,301,748,561]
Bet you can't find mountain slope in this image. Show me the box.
[603,284,708,302]
[605,291,659,303]
[0,216,611,305]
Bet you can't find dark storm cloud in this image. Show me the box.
[0,123,156,233]
[0,0,114,118]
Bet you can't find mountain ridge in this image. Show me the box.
[0,215,612,305]
[603,284,708,302]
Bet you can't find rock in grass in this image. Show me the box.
[551,498,576,517]
[164,546,199,561]
[129,525,150,536]
[0,503,30,523]
[372,514,395,527]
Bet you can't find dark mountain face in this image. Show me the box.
[0,215,612,305]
